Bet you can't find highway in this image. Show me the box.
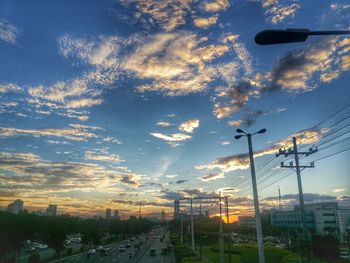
[50,228,175,263]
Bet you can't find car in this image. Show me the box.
[101,248,111,256]
[25,247,36,253]
[125,242,130,248]
[31,242,48,249]
[87,249,96,255]
[149,248,156,256]
[118,245,126,252]
[96,245,104,251]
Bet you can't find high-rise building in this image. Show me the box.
[114,210,120,219]
[46,204,57,216]
[161,210,166,221]
[7,199,23,214]
[173,200,180,219]
[106,208,112,219]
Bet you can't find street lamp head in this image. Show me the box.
[257,128,267,134]
[255,29,309,45]
[236,128,245,133]
[234,135,243,140]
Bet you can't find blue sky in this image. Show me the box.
[0,0,349,218]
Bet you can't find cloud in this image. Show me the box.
[200,172,225,181]
[0,20,19,44]
[213,80,260,119]
[333,188,346,193]
[0,83,22,93]
[221,141,230,146]
[193,16,218,28]
[119,0,193,32]
[103,136,122,144]
[268,37,350,92]
[202,0,230,12]
[196,128,326,173]
[65,98,103,108]
[227,120,243,127]
[150,132,192,147]
[85,150,124,163]
[176,179,188,184]
[125,32,230,96]
[261,0,300,24]
[156,121,173,127]
[179,118,200,133]
[120,174,141,187]
[0,126,98,142]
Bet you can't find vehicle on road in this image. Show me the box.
[96,245,104,251]
[101,248,111,256]
[125,241,130,248]
[118,245,126,252]
[161,247,167,255]
[25,247,36,253]
[149,247,156,256]
[87,249,96,255]
[31,242,48,249]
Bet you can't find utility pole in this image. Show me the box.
[190,198,195,251]
[180,208,184,244]
[199,202,202,260]
[278,185,282,211]
[219,192,224,263]
[226,196,232,263]
[139,201,142,218]
[276,137,317,263]
[235,128,266,263]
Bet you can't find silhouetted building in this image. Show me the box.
[7,199,23,214]
[46,204,57,216]
[114,209,120,219]
[106,208,111,219]
[161,210,166,221]
[174,200,180,219]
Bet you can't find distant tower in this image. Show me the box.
[7,199,24,214]
[106,208,111,219]
[278,185,282,210]
[114,210,120,219]
[174,200,180,219]
[161,210,166,221]
[46,204,57,216]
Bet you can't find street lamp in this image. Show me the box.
[235,128,266,263]
[255,28,350,45]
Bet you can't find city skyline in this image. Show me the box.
[0,0,350,219]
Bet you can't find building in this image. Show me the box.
[106,208,112,219]
[7,199,24,214]
[46,204,57,216]
[173,200,180,219]
[238,216,256,226]
[113,210,120,219]
[161,210,166,221]
[205,210,210,218]
[270,202,350,239]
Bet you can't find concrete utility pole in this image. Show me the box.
[180,209,184,244]
[190,198,195,251]
[235,128,266,263]
[219,192,224,263]
[225,196,232,263]
[277,137,317,263]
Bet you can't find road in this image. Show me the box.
[49,228,175,263]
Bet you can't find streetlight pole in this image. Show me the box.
[219,192,224,263]
[190,198,195,251]
[235,128,266,263]
[255,28,350,45]
[226,196,232,263]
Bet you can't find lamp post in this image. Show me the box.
[235,128,267,263]
[255,28,350,45]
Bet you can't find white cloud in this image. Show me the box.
[193,16,218,28]
[202,0,230,12]
[0,20,19,44]
[156,121,173,127]
[150,132,192,147]
[179,118,200,133]
[333,188,346,193]
[0,83,22,93]
[85,150,124,163]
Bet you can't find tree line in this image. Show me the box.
[0,211,153,263]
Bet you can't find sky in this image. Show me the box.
[0,0,350,220]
